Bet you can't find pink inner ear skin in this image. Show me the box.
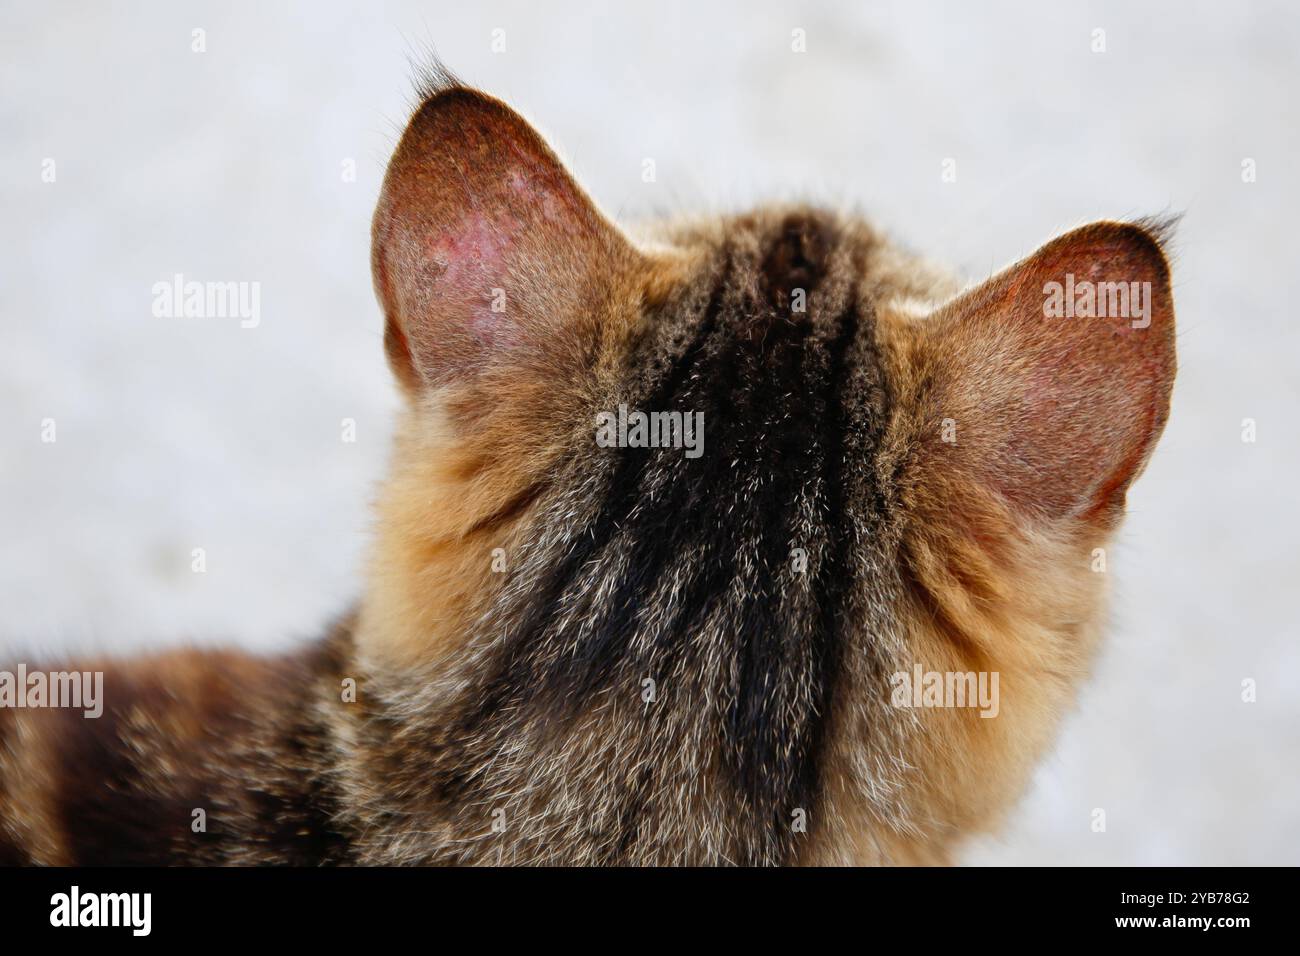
[506,167,546,204]
[423,211,519,347]
[416,158,591,353]
[507,167,574,226]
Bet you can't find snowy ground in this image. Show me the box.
[2,0,1297,864]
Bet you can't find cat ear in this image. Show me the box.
[371,83,639,392]
[914,221,1176,524]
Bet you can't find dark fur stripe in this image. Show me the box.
[420,212,884,864]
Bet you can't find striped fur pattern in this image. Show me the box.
[0,80,1176,865]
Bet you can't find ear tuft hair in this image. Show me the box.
[1131,211,1181,250]
[409,54,465,111]
[1130,212,1182,276]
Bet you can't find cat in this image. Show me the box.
[0,73,1176,866]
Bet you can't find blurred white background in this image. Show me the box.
[2,0,1297,865]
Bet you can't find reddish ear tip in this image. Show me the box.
[1068,218,1176,282]
[407,84,506,135]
